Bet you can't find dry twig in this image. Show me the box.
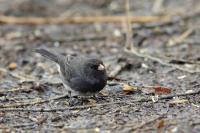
[0,15,171,25]
[0,89,199,112]
[124,48,200,73]
[0,93,68,108]
[124,0,134,49]
[167,28,194,46]
[0,87,30,94]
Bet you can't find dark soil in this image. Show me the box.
[0,0,200,132]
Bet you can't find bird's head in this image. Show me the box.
[84,58,107,78]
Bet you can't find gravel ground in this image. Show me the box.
[0,0,200,132]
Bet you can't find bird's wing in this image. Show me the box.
[59,55,89,83]
[58,55,76,82]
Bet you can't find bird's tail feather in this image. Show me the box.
[34,48,63,63]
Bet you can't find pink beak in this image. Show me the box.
[98,64,105,71]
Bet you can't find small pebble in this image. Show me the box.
[8,62,17,70]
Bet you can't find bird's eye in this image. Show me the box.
[91,64,98,69]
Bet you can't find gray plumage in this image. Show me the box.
[35,48,107,96]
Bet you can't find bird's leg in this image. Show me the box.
[68,90,72,98]
[67,91,80,106]
[68,90,78,99]
[92,94,97,99]
[92,93,106,101]
[63,85,76,99]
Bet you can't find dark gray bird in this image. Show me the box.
[35,48,107,96]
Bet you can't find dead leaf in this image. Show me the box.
[122,84,171,95]
[153,87,171,94]
[157,119,165,129]
[143,86,171,95]
[123,84,138,92]
[142,88,155,94]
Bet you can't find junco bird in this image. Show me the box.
[35,47,107,96]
